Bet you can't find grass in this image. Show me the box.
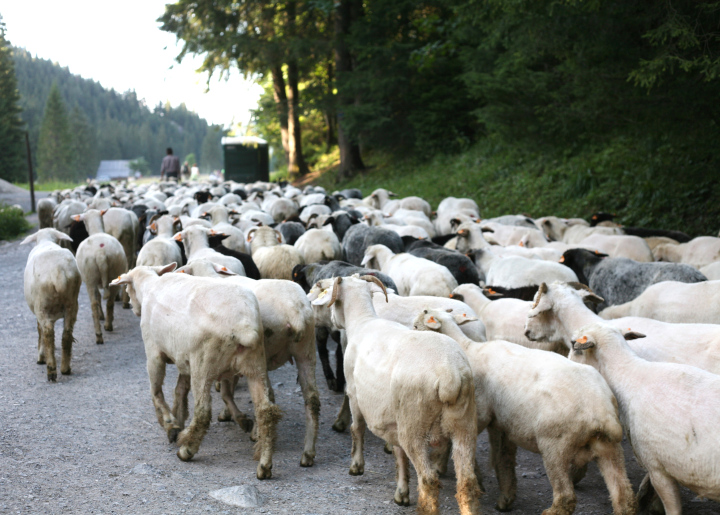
[0,204,31,241]
[313,137,720,237]
[13,180,84,192]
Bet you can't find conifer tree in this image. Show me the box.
[0,18,26,183]
[69,106,97,180]
[37,82,73,181]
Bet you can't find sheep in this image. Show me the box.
[37,197,57,229]
[653,236,720,269]
[599,280,720,323]
[204,204,249,254]
[469,247,578,289]
[175,225,246,276]
[275,220,305,245]
[404,239,480,286]
[362,244,458,297]
[537,216,622,244]
[568,323,720,514]
[523,281,720,375]
[103,207,139,275]
[136,215,183,267]
[320,211,360,242]
[175,260,320,467]
[482,214,537,229]
[52,199,86,249]
[700,261,720,280]
[493,241,563,262]
[559,248,707,310]
[310,275,481,514]
[73,209,128,344]
[414,308,637,515]
[643,236,679,252]
[364,188,397,210]
[246,226,304,280]
[451,283,565,352]
[110,264,281,476]
[480,221,549,247]
[577,234,653,262]
[342,223,404,266]
[452,221,491,253]
[294,228,342,264]
[21,229,82,381]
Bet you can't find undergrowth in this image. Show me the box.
[0,204,31,241]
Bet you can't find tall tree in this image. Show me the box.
[0,18,26,183]
[37,82,74,181]
[69,106,97,179]
[200,125,224,173]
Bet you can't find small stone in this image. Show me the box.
[130,463,160,475]
[209,485,265,508]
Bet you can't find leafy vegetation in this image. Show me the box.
[0,18,26,183]
[12,180,83,192]
[0,204,30,241]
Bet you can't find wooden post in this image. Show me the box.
[24,131,35,213]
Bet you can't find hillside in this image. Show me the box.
[11,48,223,180]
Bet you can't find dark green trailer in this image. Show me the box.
[221,136,270,183]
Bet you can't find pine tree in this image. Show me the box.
[0,18,26,183]
[37,82,73,181]
[69,106,97,180]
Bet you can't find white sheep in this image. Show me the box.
[204,204,249,254]
[480,221,549,247]
[136,215,183,267]
[569,323,720,514]
[653,236,720,269]
[294,228,342,263]
[470,247,578,289]
[73,209,128,344]
[247,226,304,280]
[578,234,653,262]
[599,280,720,323]
[700,261,720,280]
[361,243,458,297]
[310,275,481,514]
[414,308,637,515]
[175,224,246,276]
[37,197,57,229]
[21,229,82,381]
[110,264,281,477]
[537,216,622,244]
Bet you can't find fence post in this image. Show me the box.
[24,131,35,213]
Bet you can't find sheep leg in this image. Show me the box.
[402,437,440,515]
[146,354,179,442]
[219,377,253,432]
[36,321,45,364]
[41,320,57,382]
[348,397,366,476]
[171,373,191,430]
[647,472,681,515]
[637,474,665,515]
[393,445,410,506]
[315,327,336,391]
[60,306,77,375]
[452,429,483,515]
[488,425,517,512]
[295,354,320,467]
[87,284,104,344]
[332,330,346,392]
[590,439,636,515]
[540,449,576,515]
[332,393,352,432]
[176,370,213,462]
[429,438,452,476]
[104,285,118,332]
[246,371,281,480]
[122,285,131,310]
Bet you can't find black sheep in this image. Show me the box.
[322,212,360,242]
[342,224,404,266]
[404,238,480,286]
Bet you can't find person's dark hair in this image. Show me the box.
[166,147,173,155]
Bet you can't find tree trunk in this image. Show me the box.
[286,58,309,179]
[324,58,337,151]
[270,65,290,163]
[334,0,365,180]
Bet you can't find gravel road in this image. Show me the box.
[0,236,716,515]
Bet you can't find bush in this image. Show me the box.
[0,204,31,241]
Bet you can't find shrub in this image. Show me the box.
[0,203,31,241]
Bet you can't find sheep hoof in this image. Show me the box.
[239,418,254,433]
[37,358,46,365]
[122,303,131,310]
[349,463,364,476]
[326,378,337,391]
[104,323,113,332]
[61,368,72,376]
[99,312,105,321]
[217,408,233,422]
[177,447,194,461]
[95,334,104,344]
[300,452,314,467]
[47,371,57,382]
[495,503,513,512]
[331,420,347,433]
[256,464,272,480]
[167,427,181,443]
[383,441,393,454]
[394,490,410,506]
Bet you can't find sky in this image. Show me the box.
[0,0,263,128]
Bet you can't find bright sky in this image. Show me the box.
[0,0,263,128]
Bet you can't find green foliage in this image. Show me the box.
[13,180,82,191]
[37,82,74,181]
[0,19,26,183]
[128,157,150,174]
[183,153,196,166]
[0,203,30,241]
[69,106,96,179]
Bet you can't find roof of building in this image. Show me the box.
[96,160,132,181]
[221,136,268,147]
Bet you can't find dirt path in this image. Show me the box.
[0,238,715,514]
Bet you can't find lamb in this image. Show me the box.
[110,264,281,477]
[175,224,246,276]
[294,228,342,263]
[342,223,404,266]
[569,323,720,514]
[73,209,128,344]
[560,248,707,310]
[468,247,578,289]
[175,260,320,467]
[362,244,458,297]
[414,309,637,515]
[21,229,82,381]
[310,275,481,514]
[653,236,720,269]
[577,234,653,262]
[247,226,304,280]
[599,280,720,323]
[136,215,183,267]
[523,281,720,375]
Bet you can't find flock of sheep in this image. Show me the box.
[20,179,720,515]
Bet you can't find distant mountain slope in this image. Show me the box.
[13,47,220,177]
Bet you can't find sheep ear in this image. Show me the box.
[360,253,373,267]
[422,312,442,330]
[530,282,550,310]
[52,229,74,242]
[623,330,646,341]
[246,228,258,242]
[100,209,108,216]
[572,335,595,351]
[173,232,183,242]
[157,262,177,276]
[450,218,461,229]
[310,288,333,306]
[453,313,478,325]
[274,230,283,243]
[388,191,397,197]
[110,274,131,286]
[212,263,237,276]
[20,233,38,245]
[72,214,83,222]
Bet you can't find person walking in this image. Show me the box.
[160,148,180,181]
[181,161,190,181]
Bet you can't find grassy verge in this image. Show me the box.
[13,180,83,192]
[313,137,720,237]
[0,204,31,241]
